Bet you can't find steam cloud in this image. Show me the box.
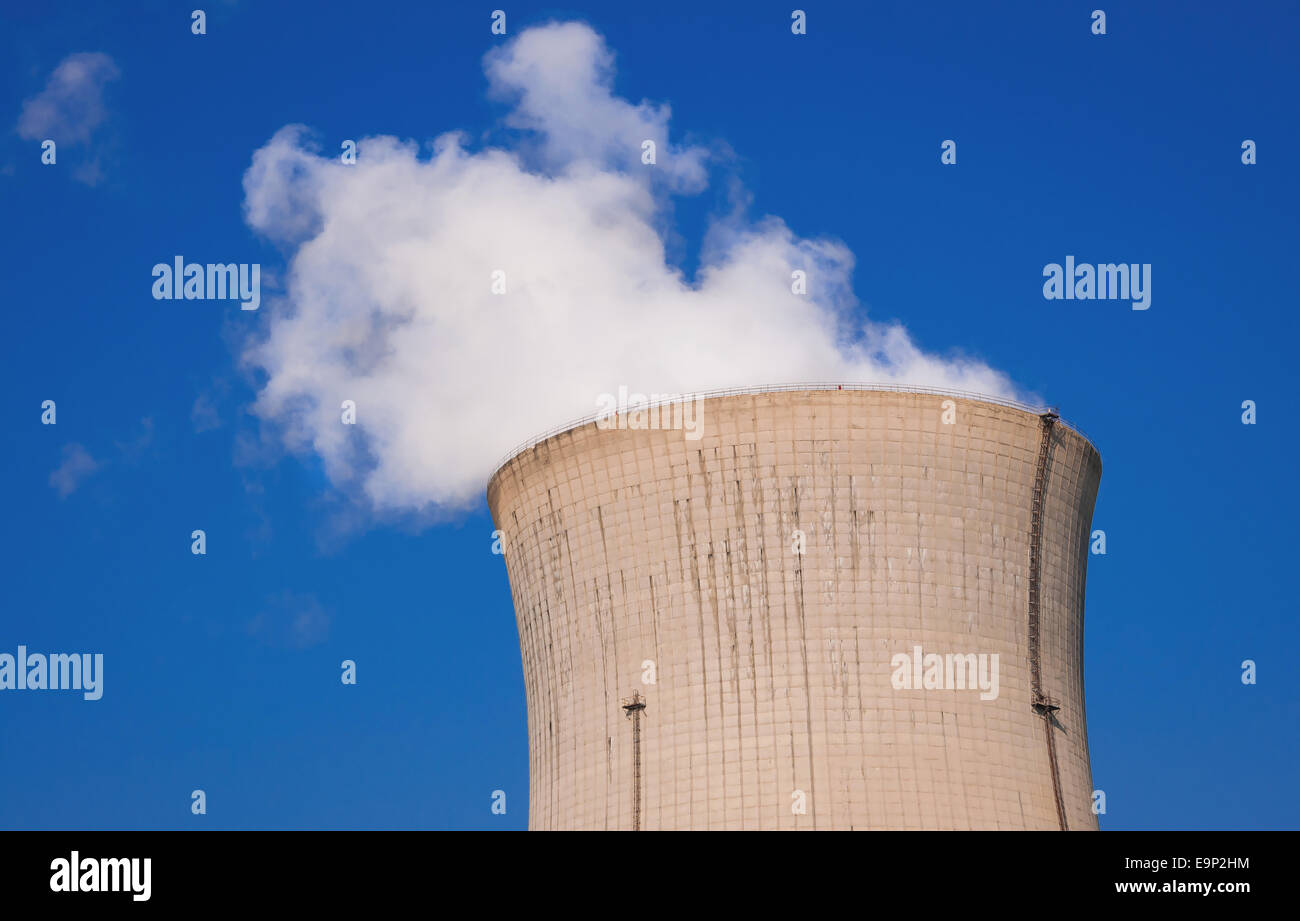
[241,21,1021,514]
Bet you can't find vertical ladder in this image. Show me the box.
[1028,411,1068,831]
[622,692,647,831]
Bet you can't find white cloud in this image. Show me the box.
[17,52,119,185]
[240,21,1022,516]
[49,444,101,498]
[17,52,119,144]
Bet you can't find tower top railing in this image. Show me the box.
[489,381,1099,480]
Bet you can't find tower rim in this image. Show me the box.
[487,381,1099,488]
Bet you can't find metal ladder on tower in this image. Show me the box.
[621,692,647,831]
[1028,410,1068,831]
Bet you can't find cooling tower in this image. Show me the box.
[487,386,1102,830]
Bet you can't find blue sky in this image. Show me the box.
[1,1,1296,830]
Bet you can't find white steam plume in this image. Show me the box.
[240,21,1020,514]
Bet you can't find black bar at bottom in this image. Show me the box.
[0,830,1275,907]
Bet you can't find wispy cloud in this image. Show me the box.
[17,52,119,185]
[191,392,222,433]
[246,591,331,649]
[49,443,101,498]
[192,379,234,433]
[114,416,155,461]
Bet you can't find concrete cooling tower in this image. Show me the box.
[487,385,1102,830]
